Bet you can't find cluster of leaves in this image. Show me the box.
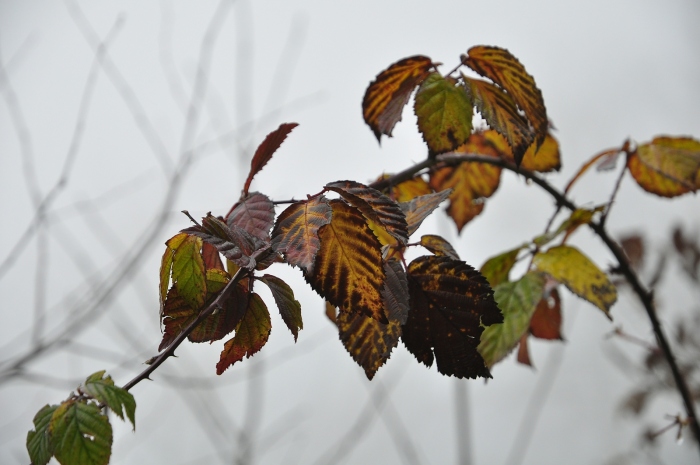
[26,372,135,465]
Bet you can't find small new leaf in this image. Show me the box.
[363,55,434,141]
[402,255,502,378]
[226,192,276,242]
[259,274,303,341]
[533,245,616,318]
[49,400,113,465]
[414,73,473,156]
[27,404,58,465]
[477,272,546,367]
[627,136,700,197]
[216,293,272,375]
[242,123,298,196]
[305,200,387,322]
[271,197,333,273]
[83,371,136,430]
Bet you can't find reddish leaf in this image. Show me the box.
[420,234,460,260]
[337,311,401,380]
[306,200,387,322]
[529,288,563,340]
[242,123,298,196]
[462,46,548,163]
[325,180,409,245]
[362,55,434,141]
[402,255,502,378]
[216,293,271,375]
[159,287,196,351]
[464,76,533,162]
[202,242,224,271]
[226,192,276,242]
[400,189,452,236]
[626,136,700,197]
[259,274,303,341]
[381,259,409,325]
[189,271,249,343]
[516,333,532,367]
[271,197,333,273]
[414,73,473,156]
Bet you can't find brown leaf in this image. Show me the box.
[242,123,298,196]
[159,286,197,351]
[362,56,434,141]
[627,136,700,197]
[271,197,333,274]
[420,234,460,260]
[259,274,303,341]
[462,46,548,163]
[529,288,563,340]
[381,259,409,325]
[325,180,409,245]
[400,189,452,236]
[305,200,387,323]
[496,131,561,172]
[402,255,502,378]
[429,133,502,231]
[620,235,645,272]
[183,214,263,270]
[338,311,401,380]
[202,242,225,271]
[516,333,532,367]
[226,192,276,242]
[216,293,271,375]
[189,272,249,343]
[464,76,533,162]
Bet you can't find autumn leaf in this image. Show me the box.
[160,232,189,314]
[554,206,605,243]
[529,287,563,340]
[337,311,401,380]
[83,371,136,430]
[414,73,473,156]
[464,76,533,162]
[400,189,452,236]
[402,255,502,378]
[259,274,303,341]
[478,272,546,367]
[429,132,502,231]
[462,46,548,163]
[389,175,432,202]
[171,235,207,311]
[216,293,271,375]
[305,200,387,323]
[242,123,298,196]
[26,404,58,465]
[627,136,700,197]
[363,55,434,141]
[189,270,249,344]
[533,245,616,318]
[271,196,332,274]
[226,192,276,242]
[516,334,532,367]
[480,246,524,287]
[420,234,460,259]
[496,131,561,172]
[49,400,112,465]
[381,259,409,325]
[159,287,196,351]
[325,180,409,245]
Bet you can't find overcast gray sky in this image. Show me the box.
[1,1,699,464]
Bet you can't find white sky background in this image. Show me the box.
[1,0,699,464]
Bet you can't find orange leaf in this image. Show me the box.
[429,133,502,231]
[462,46,548,162]
[362,56,434,141]
[337,311,401,380]
[242,123,298,196]
[627,136,700,197]
[306,200,386,322]
[420,234,460,260]
[415,73,473,156]
[402,255,502,378]
[464,76,533,162]
[216,293,271,375]
[516,333,532,367]
[496,131,561,173]
[271,197,333,273]
[529,288,563,340]
[390,175,432,202]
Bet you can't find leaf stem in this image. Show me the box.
[121,267,247,392]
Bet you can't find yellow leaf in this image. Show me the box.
[627,136,700,197]
[337,311,401,380]
[390,176,432,202]
[496,131,561,172]
[362,56,434,141]
[533,245,616,318]
[306,200,386,322]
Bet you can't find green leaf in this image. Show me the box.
[259,274,303,341]
[49,400,112,465]
[83,371,136,430]
[533,245,616,318]
[172,235,207,311]
[27,404,59,465]
[414,73,473,156]
[478,272,546,367]
[160,233,189,315]
[480,246,524,287]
